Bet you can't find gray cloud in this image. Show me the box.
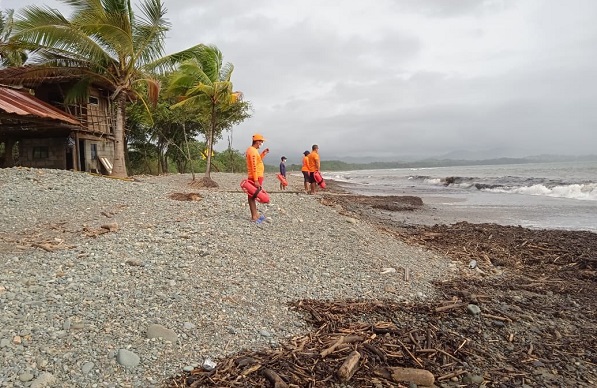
[4,0,597,162]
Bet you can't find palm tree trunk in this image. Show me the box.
[112,94,128,178]
[183,122,195,180]
[227,132,234,173]
[205,103,216,178]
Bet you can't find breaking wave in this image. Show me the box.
[425,175,597,201]
[483,183,597,201]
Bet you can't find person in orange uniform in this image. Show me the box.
[307,144,320,195]
[245,134,269,221]
[301,150,310,193]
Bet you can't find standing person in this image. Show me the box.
[301,150,310,193]
[279,156,287,190]
[307,144,320,195]
[245,134,269,222]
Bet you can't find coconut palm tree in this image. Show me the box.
[10,0,204,177]
[167,45,242,183]
[0,9,27,67]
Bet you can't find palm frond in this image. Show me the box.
[1,9,30,67]
[132,0,169,66]
[220,62,234,81]
[14,5,119,66]
[131,76,161,107]
[187,83,215,98]
[63,76,92,104]
[145,44,205,74]
[170,93,211,109]
[196,45,222,82]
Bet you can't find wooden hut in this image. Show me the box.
[0,67,115,174]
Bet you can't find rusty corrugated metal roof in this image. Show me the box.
[0,86,81,125]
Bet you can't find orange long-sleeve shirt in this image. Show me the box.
[245,146,268,181]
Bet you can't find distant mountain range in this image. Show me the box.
[329,149,597,164]
[273,153,597,171]
[328,147,559,164]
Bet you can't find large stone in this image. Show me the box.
[146,324,178,343]
[116,349,140,367]
[30,372,56,388]
[467,304,481,315]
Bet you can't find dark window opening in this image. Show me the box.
[88,96,99,105]
[47,90,65,109]
[90,144,98,160]
[79,140,85,171]
[33,146,49,159]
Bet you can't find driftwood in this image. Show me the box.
[263,368,288,388]
[101,222,119,231]
[167,220,597,388]
[434,303,466,312]
[387,366,435,386]
[320,335,364,357]
[32,242,60,252]
[169,192,202,201]
[337,350,361,382]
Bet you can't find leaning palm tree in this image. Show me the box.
[10,0,204,177]
[167,45,242,183]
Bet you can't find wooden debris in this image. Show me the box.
[320,335,363,357]
[100,223,119,232]
[438,369,466,381]
[372,322,398,334]
[262,368,288,388]
[320,336,345,358]
[165,217,597,388]
[482,312,512,322]
[32,242,58,252]
[336,350,361,382]
[435,303,466,312]
[169,192,203,201]
[388,366,435,386]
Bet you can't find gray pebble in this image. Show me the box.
[19,372,34,382]
[81,361,94,374]
[467,304,482,315]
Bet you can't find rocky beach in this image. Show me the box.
[0,168,450,387]
[1,168,596,388]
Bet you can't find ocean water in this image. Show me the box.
[325,161,597,232]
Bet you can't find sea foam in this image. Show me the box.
[485,183,597,201]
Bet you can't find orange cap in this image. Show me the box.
[252,133,266,141]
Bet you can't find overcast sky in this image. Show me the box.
[3,0,597,161]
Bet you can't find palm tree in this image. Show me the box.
[10,0,204,177]
[167,45,242,183]
[0,9,27,67]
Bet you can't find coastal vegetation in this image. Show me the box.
[2,0,251,180]
[167,46,249,183]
